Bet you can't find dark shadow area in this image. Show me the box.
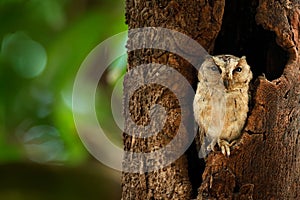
[186,140,205,198]
[213,0,288,80]
[0,162,121,200]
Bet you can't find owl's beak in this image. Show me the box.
[223,79,229,89]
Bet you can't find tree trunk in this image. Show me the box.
[122,0,300,199]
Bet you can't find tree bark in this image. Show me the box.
[122,0,300,199]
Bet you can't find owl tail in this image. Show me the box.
[195,127,209,158]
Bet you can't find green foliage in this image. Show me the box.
[0,0,127,165]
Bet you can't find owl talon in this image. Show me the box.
[207,144,213,152]
[207,139,217,152]
[219,139,232,157]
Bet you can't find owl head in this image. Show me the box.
[199,55,253,91]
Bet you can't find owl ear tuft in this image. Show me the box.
[204,55,213,61]
[239,56,247,65]
[212,56,223,66]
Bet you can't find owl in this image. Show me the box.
[193,55,253,157]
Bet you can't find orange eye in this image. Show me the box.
[234,67,242,73]
[211,66,218,71]
[210,66,221,73]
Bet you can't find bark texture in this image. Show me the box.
[122,0,300,199]
[198,1,300,199]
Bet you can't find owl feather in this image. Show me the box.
[193,55,253,157]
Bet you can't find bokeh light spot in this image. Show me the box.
[21,125,66,163]
[1,31,47,78]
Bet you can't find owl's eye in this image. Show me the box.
[210,66,220,73]
[234,67,242,73]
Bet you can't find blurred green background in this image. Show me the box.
[0,0,127,199]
